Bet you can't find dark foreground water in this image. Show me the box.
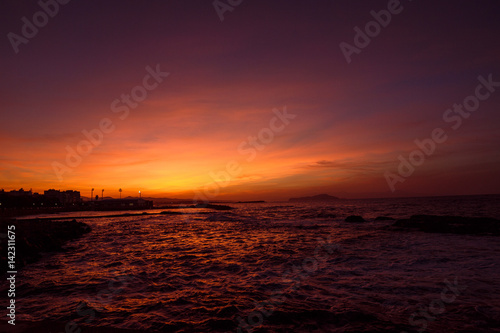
[2,195,500,332]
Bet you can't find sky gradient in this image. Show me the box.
[1,0,500,200]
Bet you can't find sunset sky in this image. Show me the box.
[1,0,500,200]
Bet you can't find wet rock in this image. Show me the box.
[194,203,233,210]
[345,215,365,222]
[0,219,92,269]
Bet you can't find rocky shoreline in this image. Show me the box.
[0,218,92,270]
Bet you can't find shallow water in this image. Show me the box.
[3,195,500,332]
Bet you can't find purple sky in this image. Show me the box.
[1,0,500,200]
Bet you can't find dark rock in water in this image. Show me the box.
[345,215,365,222]
[392,215,500,235]
[0,218,92,269]
[194,203,233,210]
[375,216,395,221]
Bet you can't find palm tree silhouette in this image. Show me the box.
[119,188,122,199]
[91,188,94,202]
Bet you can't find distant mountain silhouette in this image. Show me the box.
[289,194,340,202]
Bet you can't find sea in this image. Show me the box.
[3,194,500,332]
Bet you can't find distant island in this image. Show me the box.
[289,194,340,202]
